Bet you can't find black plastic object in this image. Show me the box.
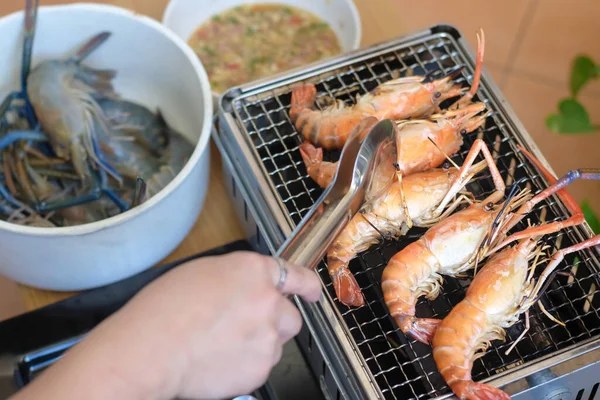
[0,239,255,398]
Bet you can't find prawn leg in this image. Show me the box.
[13,146,38,204]
[36,166,128,213]
[0,172,27,210]
[432,138,505,217]
[130,177,147,208]
[2,150,17,197]
[505,309,529,355]
[0,130,48,206]
[492,168,600,252]
[98,169,129,212]
[0,130,47,151]
[416,193,474,228]
[529,234,600,308]
[394,167,413,229]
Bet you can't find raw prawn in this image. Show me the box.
[26,31,121,187]
[289,30,485,150]
[0,0,190,227]
[432,231,600,400]
[95,98,195,198]
[96,97,170,156]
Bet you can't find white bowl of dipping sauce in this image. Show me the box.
[162,0,362,101]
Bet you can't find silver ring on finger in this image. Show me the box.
[274,257,288,292]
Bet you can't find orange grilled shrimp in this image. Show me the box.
[299,117,380,188]
[290,30,485,150]
[299,101,488,189]
[432,231,600,400]
[328,139,498,307]
[380,142,600,345]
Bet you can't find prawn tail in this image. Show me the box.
[299,141,335,188]
[289,84,317,122]
[458,381,511,400]
[398,315,441,345]
[328,257,364,307]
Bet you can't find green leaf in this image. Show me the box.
[581,199,600,234]
[570,55,598,96]
[545,98,597,134]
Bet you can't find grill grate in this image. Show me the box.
[229,32,600,399]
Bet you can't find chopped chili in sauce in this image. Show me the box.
[187,3,342,94]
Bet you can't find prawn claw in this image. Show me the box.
[131,177,147,208]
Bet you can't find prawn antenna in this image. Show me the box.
[485,176,529,248]
[427,137,460,170]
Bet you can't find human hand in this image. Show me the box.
[12,251,321,400]
[148,251,322,399]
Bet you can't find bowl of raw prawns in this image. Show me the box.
[0,2,213,291]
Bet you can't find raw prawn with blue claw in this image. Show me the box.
[0,0,195,227]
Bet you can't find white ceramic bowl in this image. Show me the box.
[162,0,362,101]
[0,3,213,291]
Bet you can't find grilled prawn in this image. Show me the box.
[290,30,485,150]
[328,138,501,307]
[432,232,600,400]
[382,144,600,344]
[300,102,488,189]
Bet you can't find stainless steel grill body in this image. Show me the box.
[213,25,600,400]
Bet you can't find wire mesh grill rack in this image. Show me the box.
[216,25,600,400]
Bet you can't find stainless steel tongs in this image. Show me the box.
[275,118,398,271]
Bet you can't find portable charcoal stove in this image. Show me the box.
[213,25,600,400]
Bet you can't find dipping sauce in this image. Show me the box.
[188,3,342,93]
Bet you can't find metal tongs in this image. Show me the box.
[275,118,397,270]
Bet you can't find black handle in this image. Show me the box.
[0,239,255,395]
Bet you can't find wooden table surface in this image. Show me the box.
[11,0,390,311]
